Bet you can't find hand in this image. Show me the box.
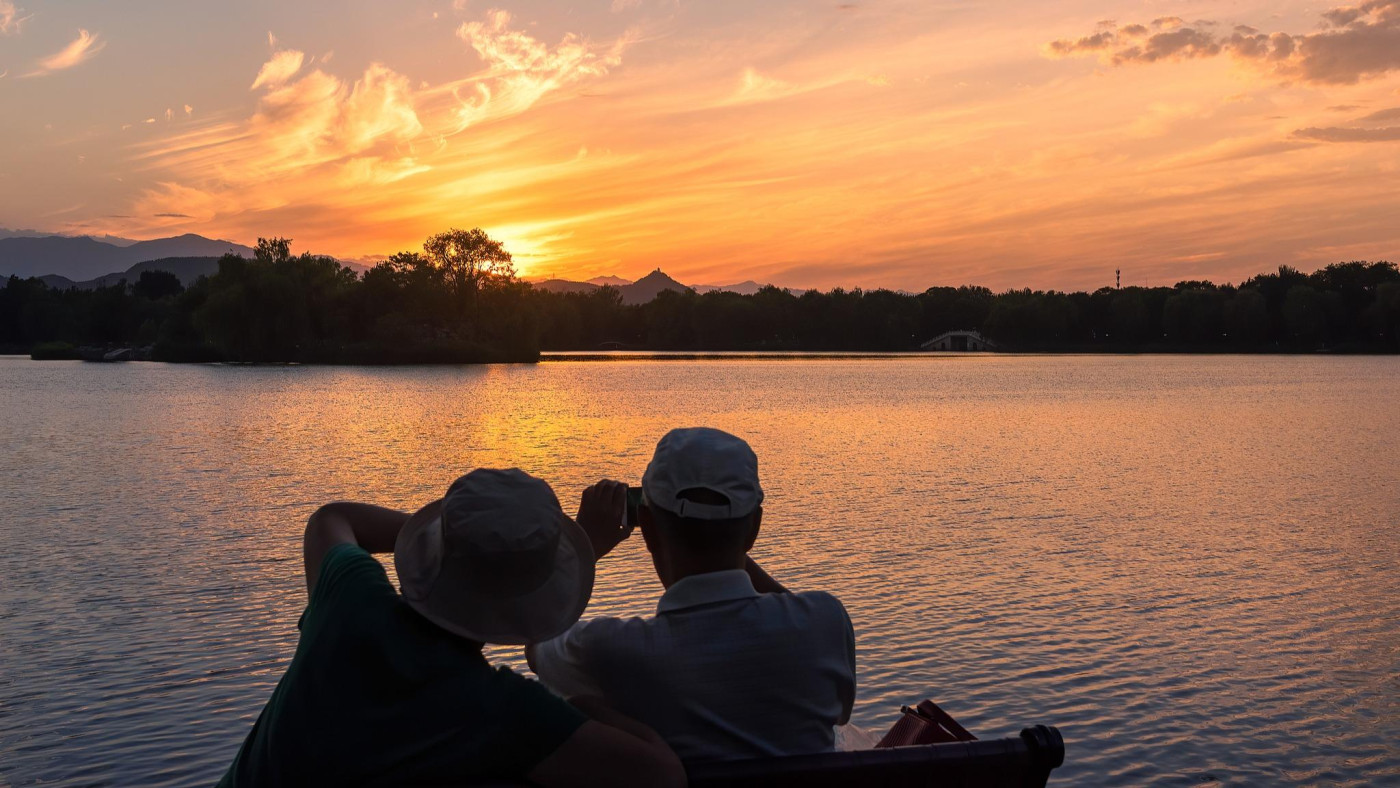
[576,480,630,560]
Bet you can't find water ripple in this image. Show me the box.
[1,355,1397,786]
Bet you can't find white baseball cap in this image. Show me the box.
[394,468,595,645]
[641,427,764,520]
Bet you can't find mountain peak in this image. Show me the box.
[618,268,688,304]
[635,268,682,284]
[534,270,783,303]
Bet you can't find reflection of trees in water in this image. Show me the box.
[2,236,1397,359]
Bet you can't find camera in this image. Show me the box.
[624,486,644,533]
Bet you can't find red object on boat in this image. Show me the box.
[875,699,977,748]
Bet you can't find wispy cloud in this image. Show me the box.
[1047,1,1400,85]
[136,38,427,214]
[728,67,798,104]
[250,48,305,90]
[1294,126,1400,142]
[138,9,630,212]
[1287,104,1400,144]
[27,29,105,76]
[0,0,31,36]
[1359,106,1400,122]
[38,1,1393,289]
[713,63,868,109]
[452,9,629,128]
[118,11,634,261]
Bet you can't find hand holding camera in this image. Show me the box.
[576,479,637,560]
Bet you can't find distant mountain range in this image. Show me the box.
[585,275,630,287]
[533,269,778,304]
[693,280,764,296]
[38,257,226,290]
[0,233,255,281]
[0,228,141,247]
[534,278,602,295]
[3,230,791,304]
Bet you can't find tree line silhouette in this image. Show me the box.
[3,229,1397,361]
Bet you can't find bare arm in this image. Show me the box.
[527,705,686,788]
[303,502,411,595]
[566,695,671,751]
[745,556,788,594]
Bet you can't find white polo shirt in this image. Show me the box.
[529,569,857,763]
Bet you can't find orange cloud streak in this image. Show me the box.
[48,3,1399,290]
[26,28,104,76]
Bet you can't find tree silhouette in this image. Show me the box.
[3,237,1397,360]
[423,228,515,300]
[133,270,183,301]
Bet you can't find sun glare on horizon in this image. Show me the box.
[1,0,1398,290]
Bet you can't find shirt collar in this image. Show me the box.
[656,569,760,614]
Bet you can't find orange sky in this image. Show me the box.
[2,1,1399,290]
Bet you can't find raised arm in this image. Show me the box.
[302,502,411,595]
[575,480,631,560]
[744,555,789,594]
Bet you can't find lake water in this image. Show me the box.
[1,355,1397,786]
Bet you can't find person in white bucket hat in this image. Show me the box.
[218,468,684,788]
[530,428,857,764]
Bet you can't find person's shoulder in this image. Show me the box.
[567,614,652,650]
[570,614,664,667]
[303,544,395,629]
[529,616,645,699]
[780,591,856,678]
[779,589,851,619]
[318,544,392,595]
[321,542,383,576]
[769,590,854,645]
[531,614,645,666]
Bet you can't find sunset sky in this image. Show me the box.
[2,0,1398,290]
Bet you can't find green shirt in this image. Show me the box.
[218,544,587,787]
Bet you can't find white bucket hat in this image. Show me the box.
[641,427,765,520]
[394,468,594,645]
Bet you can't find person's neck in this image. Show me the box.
[663,556,747,588]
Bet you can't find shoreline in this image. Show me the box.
[7,348,1399,366]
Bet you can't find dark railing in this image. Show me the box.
[686,725,1065,788]
[459,725,1063,787]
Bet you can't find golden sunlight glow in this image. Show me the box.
[2,2,1398,289]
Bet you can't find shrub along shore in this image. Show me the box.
[3,230,1397,362]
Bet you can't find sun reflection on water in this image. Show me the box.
[0,356,1397,786]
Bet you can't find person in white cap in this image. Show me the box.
[217,468,685,788]
[529,428,857,763]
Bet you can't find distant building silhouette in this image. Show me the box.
[920,330,996,352]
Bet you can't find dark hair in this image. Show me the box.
[648,488,756,558]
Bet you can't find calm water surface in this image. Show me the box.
[1,355,1397,786]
